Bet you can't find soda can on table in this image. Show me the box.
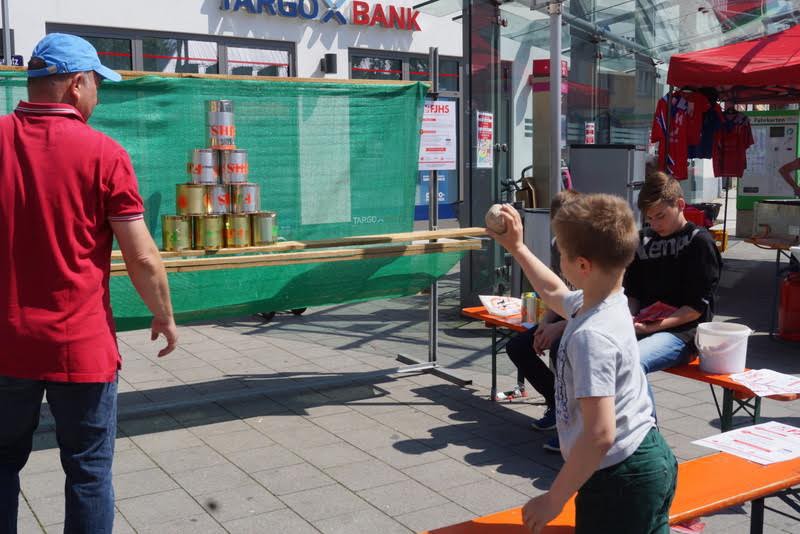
[193,214,224,250]
[225,213,251,248]
[187,148,219,184]
[176,183,205,215]
[230,183,260,213]
[521,292,536,323]
[208,100,235,150]
[251,211,277,245]
[161,215,192,251]
[204,184,230,214]
[221,149,249,184]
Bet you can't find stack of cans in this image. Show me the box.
[160,100,279,251]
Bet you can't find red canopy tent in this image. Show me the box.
[665,23,800,236]
[667,23,800,104]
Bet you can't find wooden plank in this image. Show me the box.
[0,65,425,86]
[110,227,487,261]
[111,240,479,276]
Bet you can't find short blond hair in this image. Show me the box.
[550,189,580,220]
[552,193,639,272]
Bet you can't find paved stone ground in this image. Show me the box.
[16,217,800,533]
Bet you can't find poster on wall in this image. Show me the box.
[419,100,457,171]
[476,111,494,169]
[742,115,799,197]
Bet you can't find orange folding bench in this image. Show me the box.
[421,452,800,534]
[664,359,800,432]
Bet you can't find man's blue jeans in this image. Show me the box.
[639,333,695,421]
[0,376,117,534]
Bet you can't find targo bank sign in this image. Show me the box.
[219,0,423,31]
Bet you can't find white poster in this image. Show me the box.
[476,111,494,169]
[419,100,457,171]
[693,422,800,465]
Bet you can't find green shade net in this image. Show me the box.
[0,72,462,330]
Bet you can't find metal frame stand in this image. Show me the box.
[709,385,762,432]
[397,47,471,388]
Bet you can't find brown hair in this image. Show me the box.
[550,189,580,220]
[637,171,684,212]
[552,193,639,272]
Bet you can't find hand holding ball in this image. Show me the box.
[485,204,507,234]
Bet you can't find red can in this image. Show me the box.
[778,272,800,342]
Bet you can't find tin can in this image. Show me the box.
[193,215,224,250]
[161,215,192,251]
[251,211,278,245]
[225,213,251,248]
[176,183,206,215]
[204,184,230,214]
[221,149,249,184]
[208,100,235,150]
[230,183,259,213]
[187,149,219,184]
[534,294,548,323]
[521,292,536,323]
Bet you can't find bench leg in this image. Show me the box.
[491,327,497,401]
[753,397,761,425]
[722,389,734,432]
[751,497,764,534]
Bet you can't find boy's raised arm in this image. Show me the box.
[487,204,570,319]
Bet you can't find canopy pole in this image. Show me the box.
[549,1,563,197]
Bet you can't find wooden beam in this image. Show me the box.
[111,239,480,276]
[0,66,426,87]
[110,227,487,261]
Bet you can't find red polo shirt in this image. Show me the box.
[0,101,144,383]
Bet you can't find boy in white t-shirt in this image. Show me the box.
[488,195,677,533]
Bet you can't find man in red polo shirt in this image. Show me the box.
[0,34,177,533]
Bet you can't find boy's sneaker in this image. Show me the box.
[542,436,560,452]
[530,408,556,431]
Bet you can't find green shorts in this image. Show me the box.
[575,427,678,534]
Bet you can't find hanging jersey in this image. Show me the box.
[683,92,711,146]
[688,103,723,160]
[713,111,754,177]
[651,94,689,180]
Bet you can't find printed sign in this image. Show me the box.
[419,100,456,171]
[476,111,493,169]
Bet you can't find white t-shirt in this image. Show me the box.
[555,289,655,468]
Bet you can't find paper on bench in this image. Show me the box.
[693,422,800,465]
[729,369,800,397]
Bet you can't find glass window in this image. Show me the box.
[142,38,218,74]
[351,56,402,80]
[81,36,132,71]
[226,47,289,77]
[409,57,429,82]
[440,59,459,92]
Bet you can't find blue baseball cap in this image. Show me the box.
[27,33,122,82]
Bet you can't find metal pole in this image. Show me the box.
[396,45,469,387]
[428,46,439,364]
[1,0,11,66]
[549,1,563,199]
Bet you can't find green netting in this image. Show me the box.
[1,71,462,330]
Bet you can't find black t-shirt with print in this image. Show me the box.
[623,222,722,345]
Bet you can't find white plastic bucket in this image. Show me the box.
[695,322,753,375]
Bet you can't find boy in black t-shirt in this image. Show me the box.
[624,172,722,377]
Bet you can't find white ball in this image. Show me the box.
[485,204,507,234]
